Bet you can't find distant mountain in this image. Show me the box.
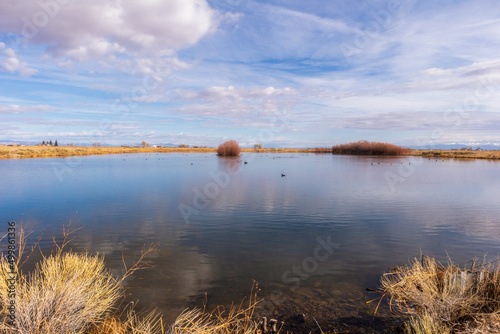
[411,143,500,150]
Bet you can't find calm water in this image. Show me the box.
[1,153,500,326]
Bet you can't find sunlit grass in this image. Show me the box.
[0,223,265,334]
[379,256,500,333]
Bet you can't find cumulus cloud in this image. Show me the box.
[1,48,38,76]
[0,0,218,74]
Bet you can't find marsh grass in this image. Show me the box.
[313,147,332,154]
[0,222,161,334]
[169,283,261,334]
[0,145,217,160]
[217,140,241,157]
[332,140,410,155]
[0,222,266,334]
[379,256,500,333]
[410,149,500,160]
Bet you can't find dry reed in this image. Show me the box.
[217,140,241,157]
[332,140,410,155]
[168,283,261,334]
[0,222,161,334]
[379,256,500,333]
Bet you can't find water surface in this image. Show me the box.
[1,153,499,329]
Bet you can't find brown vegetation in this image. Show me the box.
[332,140,410,156]
[313,147,332,154]
[217,140,241,157]
[409,149,500,160]
[379,256,500,333]
[0,145,217,160]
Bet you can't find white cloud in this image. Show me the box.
[0,0,218,74]
[1,48,38,76]
[0,104,52,114]
[175,85,299,117]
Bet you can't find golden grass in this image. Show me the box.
[168,283,261,334]
[0,222,162,333]
[379,256,500,333]
[408,149,500,160]
[2,145,499,160]
[0,222,267,334]
[0,145,218,160]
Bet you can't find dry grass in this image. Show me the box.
[409,149,500,160]
[0,222,269,334]
[168,283,261,334]
[332,140,410,156]
[217,140,241,157]
[313,147,332,154]
[0,222,161,334]
[0,145,217,160]
[379,256,500,333]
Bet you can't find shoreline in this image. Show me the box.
[1,145,499,160]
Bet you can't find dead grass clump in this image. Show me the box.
[0,252,122,333]
[217,140,241,157]
[379,256,500,333]
[0,222,161,333]
[169,283,261,334]
[332,140,410,156]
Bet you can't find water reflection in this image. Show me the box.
[1,153,499,326]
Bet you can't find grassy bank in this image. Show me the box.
[0,145,317,160]
[1,145,499,161]
[408,149,500,160]
[379,256,500,333]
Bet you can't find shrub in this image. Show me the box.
[0,223,160,333]
[332,140,410,156]
[217,140,241,157]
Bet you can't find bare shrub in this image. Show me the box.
[332,140,410,155]
[217,140,241,157]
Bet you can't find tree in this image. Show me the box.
[42,140,45,145]
[54,140,58,147]
[141,141,150,148]
[253,144,263,150]
[49,140,53,146]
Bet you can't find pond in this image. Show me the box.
[1,153,499,331]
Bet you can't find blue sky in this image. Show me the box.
[1,0,500,147]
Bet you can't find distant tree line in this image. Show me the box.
[41,140,58,146]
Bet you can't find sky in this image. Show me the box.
[1,0,500,148]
